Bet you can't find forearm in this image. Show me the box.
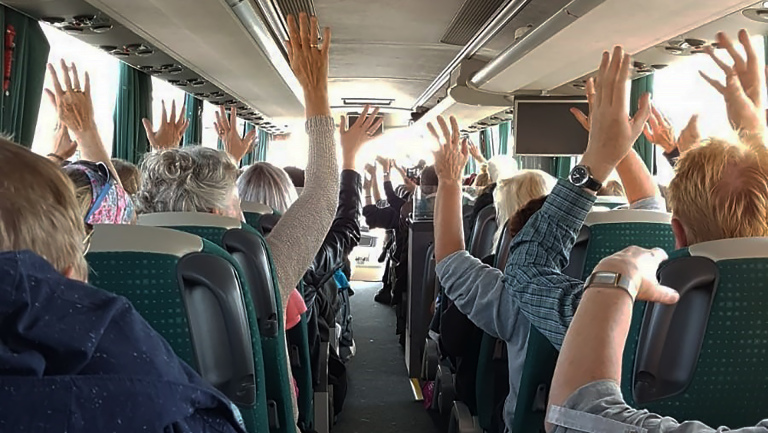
[371,176,382,203]
[615,150,660,204]
[364,186,373,206]
[73,127,123,188]
[434,181,465,263]
[549,288,632,409]
[266,116,339,307]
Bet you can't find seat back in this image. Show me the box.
[468,205,498,260]
[139,212,296,433]
[241,201,281,235]
[85,224,267,433]
[634,238,768,427]
[511,210,676,432]
[594,195,628,209]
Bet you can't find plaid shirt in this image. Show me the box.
[504,180,596,349]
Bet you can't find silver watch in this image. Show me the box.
[584,271,636,300]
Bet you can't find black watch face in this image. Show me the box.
[570,166,588,186]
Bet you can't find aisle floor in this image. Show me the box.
[332,281,442,433]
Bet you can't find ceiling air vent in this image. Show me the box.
[272,0,316,23]
[441,0,507,46]
[342,98,393,106]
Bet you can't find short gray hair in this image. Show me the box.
[237,162,298,213]
[137,147,238,214]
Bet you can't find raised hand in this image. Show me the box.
[286,13,331,117]
[365,163,376,177]
[580,46,651,183]
[429,115,468,184]
[215,106,256,164]
[676,114,701,155]
[45,60,94,133]
[376,156,391,173]
[339,104,383,170]
[700,30,764,134]
[142,100,189,151]
[52,123,77,160]
[466,138,486,164]
[642,105,677,153]
[592,246,679,304]
[570,77,596,132]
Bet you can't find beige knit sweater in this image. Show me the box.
[264,115,339,423]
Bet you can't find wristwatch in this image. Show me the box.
[584,271,636,301]
[569,165,602,193]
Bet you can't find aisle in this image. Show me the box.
[333,282,442,433]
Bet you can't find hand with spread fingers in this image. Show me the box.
[142,100,189,151]
[285,12,331,117]
[215,106,256,164]
[676,114,701,155]
[700,30,764,135]
[570,77,596,132]
[52,123,77,161]
[467,139,486,164]
[592,246,679,304]
[45,60,95,134]
[429,115,468,184]
[580,46,651,183]
[339,104,384,170]
[642,105,677,154]
[365,163,376,177]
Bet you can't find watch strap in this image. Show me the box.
[584,271,636,301]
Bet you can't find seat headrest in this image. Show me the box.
[584,209,671,225]
[689,237,768,261]
[595,196,628,207]
[89,224,203,256]
[138,212,242,229]
[240,201,274,214]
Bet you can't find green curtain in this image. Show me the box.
[183,93,202,147]
[630,74,654,172]
[112,63,152,164]
[554,157,572,179]
[481,128,493,160]
[0,8,50,148]
[255,129,269,162]
[240,122,256,166]
[498,122,510,155]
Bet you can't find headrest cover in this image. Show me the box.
[139,212,241,229]
[88,224,203,256]
[240,201,274,214]
[689,237,768,261]
[584,209,671,225]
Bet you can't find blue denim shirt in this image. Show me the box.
[0,251,245,433]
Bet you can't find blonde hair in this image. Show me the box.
[0,140,87,279]
[473,164,491,188]
[112,158,141,196]
[598,180,626,197]
[137,147,239,215]
[237,162,298,213]
[487,155,518,183]
[494,170,556,246]
[668,136,768,244]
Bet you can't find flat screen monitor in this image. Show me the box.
[347,113,384,137]
[513,96,589,156]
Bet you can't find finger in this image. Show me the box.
[83,71,91,96]
[142,118,155,138]
[642,123,653,142]
[47,63,64,96]
[321,26,332,58]
[683,113,699,133]
[426,122,441,144]
[299,12,311,53]
[218,106,230,131]
[739,29,757,67]
[44,89,56,106]
[585,77,595,109]
[365,107,381,129]
[245,130,257,148]
[629,92,652,138]
[229,106,237,128]
[70,63,81,90]
[357,105,371,128]
[162,101,168,124]
[170,100,177,124]
[177,104,186,127]
[609,48,627,107]
[648,108,660,133]
[717,31,745,70]
[642,284,680,305]
[286,40,294,61]
[460,137,469,158]
[213,121,223,137]
[339,115,347,133]
[450,115,460,145]
[179,120,189,136]
[287,15,301,50]
[570,107,589,130]
[595,51,610,108]
[699,71,725,94]
[436,116,452,149]
[60,59,73,91]
[704,45,734,76]
[368,117,384,135]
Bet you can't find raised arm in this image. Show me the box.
[370,162,383,203]
[46,61,121,188]
[141,100,190,152]
[265,13,338,306]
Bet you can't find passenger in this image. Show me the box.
[112,158,141,196]
[472,164,491,188]
[0,139,245,432]
[597,179,625,197]
[467,154,518,240]
[493,170,556,247]
[63,161,137,229]
[643,107,700,167]
[237,162,299,213]
[431,40,662,430]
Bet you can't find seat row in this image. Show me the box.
[84,202,333,433]
[423,203,768,432]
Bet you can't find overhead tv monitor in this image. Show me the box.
[347,113,385,137]
[513,96,589,156]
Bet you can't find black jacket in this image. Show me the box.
[303,169,363,294]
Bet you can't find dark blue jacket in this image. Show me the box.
[0,251,247,433]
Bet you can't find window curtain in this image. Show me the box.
[481,128,493,160]
[554,157,572,179]
[240,122,256,166]
[0,8,50,148]
[112,63,152,164]
[498,122,510,155]
[182,93,202,147]
[255,128,270,162]
[630,74,654,172]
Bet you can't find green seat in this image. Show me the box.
[242,201,280,235]
[512,209,676,433]
[594,195,628,209]
[288,282,315,432]
[633,237,768,427]
[84,224,268,433]
[139,212,299,433]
